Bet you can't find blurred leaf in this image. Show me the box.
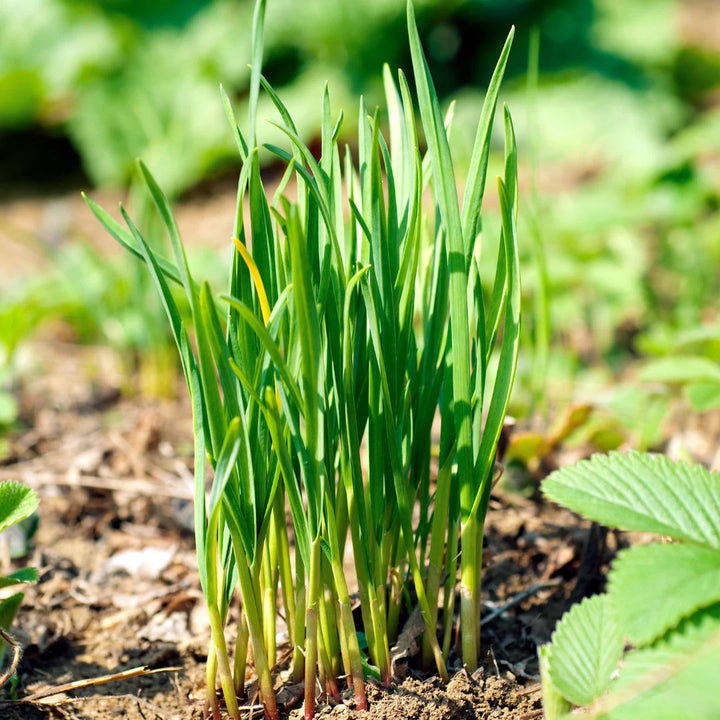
[0,393,18,427]
[640,356,720,385]
[685,382,720,411]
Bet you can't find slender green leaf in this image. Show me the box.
[208,418,242,521]
[83,194,184,288]
[460,27,515,246]
[247,0,266,146]
[407,0,473,522]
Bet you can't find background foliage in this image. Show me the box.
[1,0,719,454]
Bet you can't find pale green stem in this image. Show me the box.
[235,552,279,720]
[368,582,391,685]
[460,516,479,671]
[292,567,306,685]
[318,579,340,696]
[304,536,322,720]
[234,610,249,697]
[441,512,460,661]
[340,451,388,681]
[276,491,296,646]
[262,540,277,668]
[206,640,220,720]
[208,604,241,719]
[422,451,453,668]
[330,547,368,709]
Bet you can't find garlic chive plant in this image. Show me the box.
[86,1,519,717]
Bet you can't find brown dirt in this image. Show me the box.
[0,338,615,720]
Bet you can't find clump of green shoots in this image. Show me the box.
[85,1,519,718]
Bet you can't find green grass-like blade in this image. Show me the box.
[542,450,720,549]
[220,84,248,160]
[407,0,473,521]
[83,194,184,288]
[136,162,230,456]
[188,350,209,596]
[286,204,324,534]
[137,161,194,303]
[460,27,515,247]
[471,187,521,515]
[208,418,242,522]
[223,296,304,412]
[118,205,199,399]
[247,0,266,146]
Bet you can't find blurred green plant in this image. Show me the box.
[0,480,39,685]
[5,0,713,199]
[0,226,227,400]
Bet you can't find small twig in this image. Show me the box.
[246,687,261,720]
[0,665,182,704]
[0,468,193,500]
[0,627,22,688]
[31,693,171,718]
[481,579,561,628]
[488,647,500,677]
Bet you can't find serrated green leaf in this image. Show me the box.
[640,356,720,385]
[542,451,720,549]
[548,594,624,706]
[609,542,720,646]
[593,606,720,720]
[0,481,38,534]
